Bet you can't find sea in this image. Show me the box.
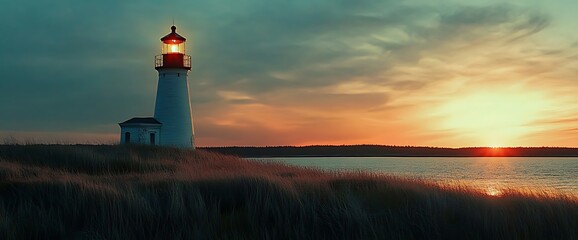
[256,157,578,196]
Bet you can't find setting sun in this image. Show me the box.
[434,89,552,147]
[485,186,503,197]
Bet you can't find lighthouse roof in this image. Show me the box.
[160,25,186,43]
[119,117,162,126]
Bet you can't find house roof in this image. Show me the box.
[119,117,162,126]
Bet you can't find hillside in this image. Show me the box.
[1,145,577,239]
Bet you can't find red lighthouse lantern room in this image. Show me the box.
[155,26,191,70]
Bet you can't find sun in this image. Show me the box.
[434,89,551,147]
[485,186,503,197]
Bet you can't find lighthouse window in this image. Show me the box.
[125,132,131,143]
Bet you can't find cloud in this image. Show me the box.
[1,1,578,146]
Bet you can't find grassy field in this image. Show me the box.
[0,145,577,239]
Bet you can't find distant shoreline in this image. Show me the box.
[246,155,578,158]
[201,145,578,158]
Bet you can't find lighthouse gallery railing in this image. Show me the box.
[155,54,192,69]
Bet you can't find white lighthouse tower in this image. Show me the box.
[153,25,195,148]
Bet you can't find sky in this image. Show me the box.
[1,0,578,147]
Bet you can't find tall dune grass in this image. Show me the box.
[0,145,577,239]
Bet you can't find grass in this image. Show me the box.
[0,145,577,239]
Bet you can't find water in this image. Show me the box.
[256,157,578,195]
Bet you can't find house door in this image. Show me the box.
[150,133,156,145]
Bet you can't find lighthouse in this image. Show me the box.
[153,25,194,148]
[119,25,195,149]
